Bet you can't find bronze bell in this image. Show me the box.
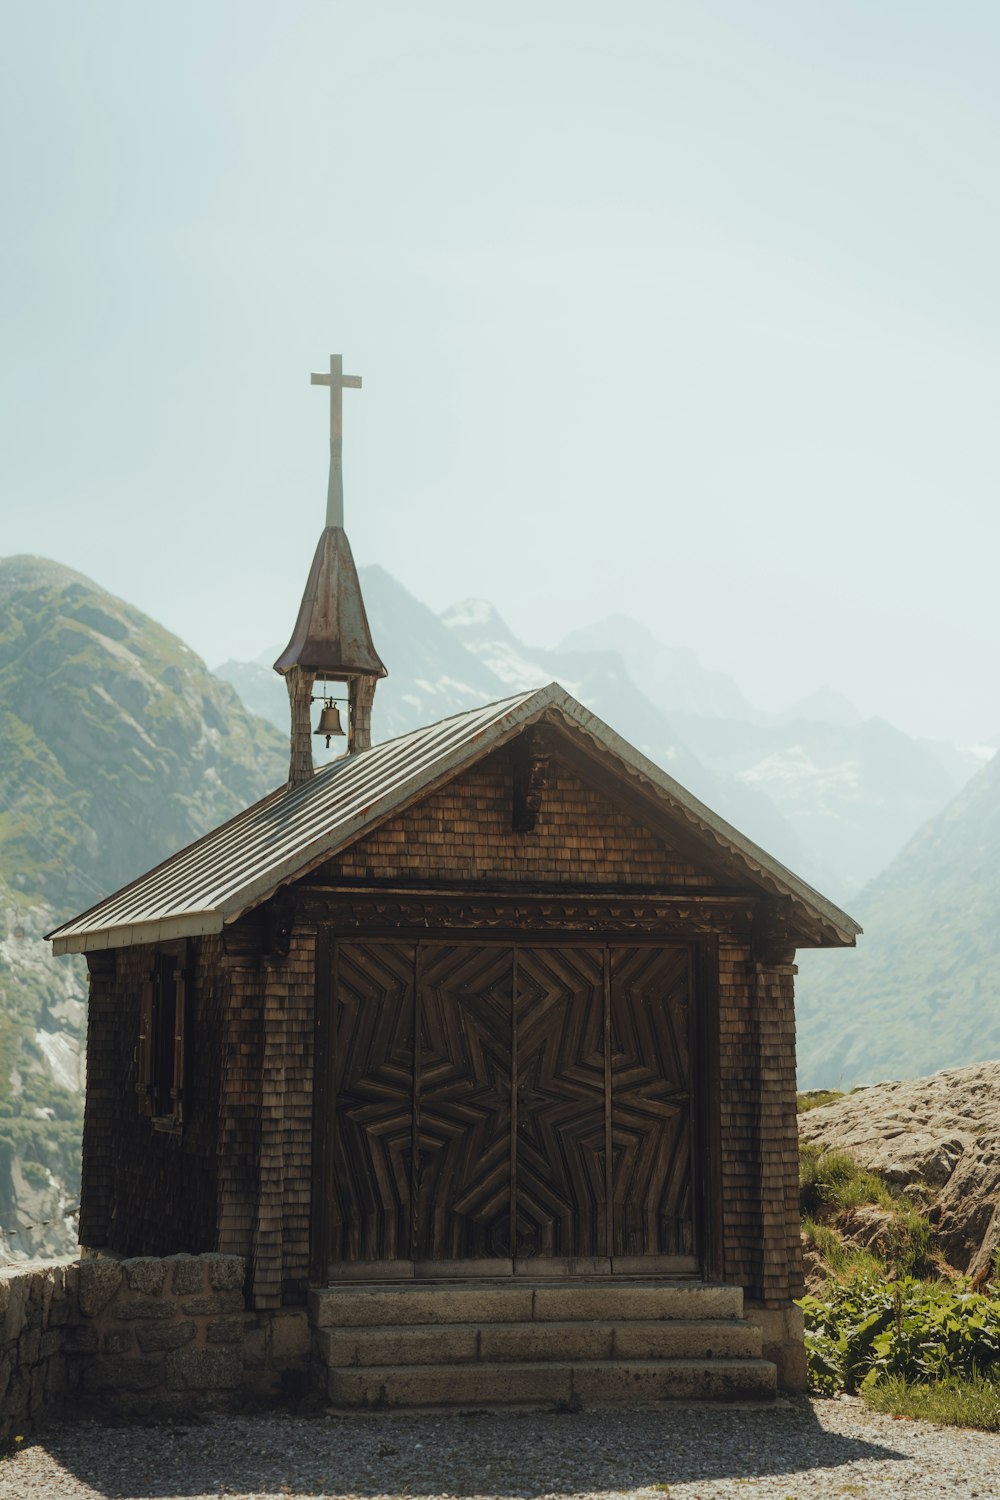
[314,699,345,747]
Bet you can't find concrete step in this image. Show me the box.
[317,1317,762,1368]
[310,1280,743,1329]
[326,1357,777,1408]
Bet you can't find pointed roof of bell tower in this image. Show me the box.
[273,526,386,679]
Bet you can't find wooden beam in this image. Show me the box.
[511,727,551,833]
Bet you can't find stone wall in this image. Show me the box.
[0,1261,76,1443]
[0,1252,309,1443]
[75,1252,248,1417]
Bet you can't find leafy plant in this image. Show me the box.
[799,1275,1000,1394]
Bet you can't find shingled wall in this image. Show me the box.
[322,749,717,889]
[246,929,316,1309]
[80,937,224,1258]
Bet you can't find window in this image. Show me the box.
[137,941,187,1129]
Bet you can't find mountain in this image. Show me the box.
[795,746,1000,1089]
[560,613,763,722]
[0,555,287,1258]
[439,598,820,885]
[559,616,973,899]
[657,710,964,898]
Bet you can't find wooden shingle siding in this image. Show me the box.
[249,929,316,1308]
[79,953,116,1249]
[322,749,717,890]
[718,938,759,1292]
[81,937,223,1257]
[716,944,802,1308]
[756,962,805,1306]
[216,958,265,1264]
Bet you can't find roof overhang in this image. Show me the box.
[52,913,224,956]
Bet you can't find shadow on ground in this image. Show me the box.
[0,1400,909,1499]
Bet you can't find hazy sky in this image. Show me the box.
[4,2,1000,743]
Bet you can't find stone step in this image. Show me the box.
[326,1357,777,1408]
[310,1280,743,1329]
[317,1317,762,1368]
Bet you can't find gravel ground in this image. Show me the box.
[1,1398,998,1500]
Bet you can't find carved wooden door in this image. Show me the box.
[514,947,607,1258]
[610,945,694,1257]
[415,944,513,1263]
[328,940,415,1265]
[322,938,697,1276]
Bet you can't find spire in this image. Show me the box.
[310,353,361,529]
[274,354,387,786]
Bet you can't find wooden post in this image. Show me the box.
[286,666,316,786]
[348,675,376,753]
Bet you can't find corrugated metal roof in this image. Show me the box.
[47,683,861,954]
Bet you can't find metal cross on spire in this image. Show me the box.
[311,354,362,529]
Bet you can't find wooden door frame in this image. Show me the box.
[309,923,723,1285]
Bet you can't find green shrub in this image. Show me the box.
[799,1275,1000,1395]
[799,1143,933,1280]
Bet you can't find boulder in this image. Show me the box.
[799,1059,1000,1277]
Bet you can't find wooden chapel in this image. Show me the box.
[49,355,860,1401]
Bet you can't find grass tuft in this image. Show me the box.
[863,1372,1000,1431]
[800,1145,893,1215]
[797,1089,845,1114]
[799,1144,933,1279]
[802,1218,885,1282]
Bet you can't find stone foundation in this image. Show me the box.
[1,1253,309,1441]
[743,1301,807,1393]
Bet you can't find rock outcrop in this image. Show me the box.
[799,1060,1000,1278]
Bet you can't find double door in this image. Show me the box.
[318,939,698,1276]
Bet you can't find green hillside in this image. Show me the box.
[796,747,1000,1089]
[0,555,287,1256]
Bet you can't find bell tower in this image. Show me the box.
[274,354,387,786]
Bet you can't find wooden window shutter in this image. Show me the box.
[137,972,155,1116]
[171,952,187,1126]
